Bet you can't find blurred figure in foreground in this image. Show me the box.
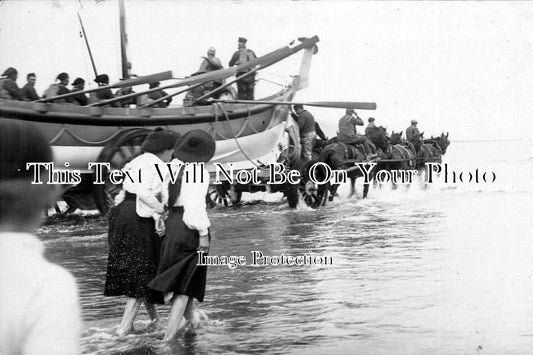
[0,120,81,354]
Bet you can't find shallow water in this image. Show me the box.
[39,140,533,354]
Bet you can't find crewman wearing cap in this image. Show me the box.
[337,109,377,158]
[198,47,224,93]
[42,72,72,104]
[364,117,377,136]
[92,74,118,107]
[406,119,421,151]
[70,77,88,106]
[199,47,223,73]
[228,37,257,100]
[0,67,23,101]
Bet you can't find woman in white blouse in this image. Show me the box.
[148,130,215,341]
[104,129,179,336]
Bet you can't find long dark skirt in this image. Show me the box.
[104,197,162,302]
[148,207,207,303]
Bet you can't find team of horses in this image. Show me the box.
[312,128,450,201]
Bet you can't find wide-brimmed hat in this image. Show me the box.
[411,119,418,124]
[72,77,85,86]
[94,74,109,84]
[173,130,215,163]
[141,129,180,154]
[0,121,52,180]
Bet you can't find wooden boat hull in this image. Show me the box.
[0,87,294,171]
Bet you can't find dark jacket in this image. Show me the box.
[22,83,40,101]
[294,110,315,135]
[95,89,118,107]
[0,78,23,100]
[315,122,327,140]
[70,89,88,106]
[229,49,257,74]
[337,113,364,144]
[148,90,172,107]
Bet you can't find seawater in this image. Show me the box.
[39,140,533,354]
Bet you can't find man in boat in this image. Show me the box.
[0,120,81,354]
[0,67,24,101]
[183,72,210,107]
[199,47,224,94]
[70,78,88,106]
[21,73,40,101]
[292,104,316,161]
[406,119,422,152]
[92,74,118,107]
[147,81,172,107]
[43,72,72,104]
[115,82,137,108]
[337,109,377,158]
[228,37,257,100]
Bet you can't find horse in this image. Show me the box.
[317,128,389,201]
[389,130,417,171]
[419,132,450,168]
[389,131,450,182]
[366,126,390,153]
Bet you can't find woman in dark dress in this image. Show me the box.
[148,130,215,341]
[104,129,179,336]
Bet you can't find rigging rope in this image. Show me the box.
[48,125,124,145]
[214,103,260,168]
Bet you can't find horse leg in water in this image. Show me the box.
[363,181,370,198]
[349,177,357,198]
[329,183,340,201]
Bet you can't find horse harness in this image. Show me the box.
[337,141,366,161]
[392,144,416,167]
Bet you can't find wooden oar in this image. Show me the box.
[212,99,377,110]
[36,71,173,103]
[90,37,320,107]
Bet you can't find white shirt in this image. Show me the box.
[0,232,81,355]
[162,159,211,236]
[122,152,166,218]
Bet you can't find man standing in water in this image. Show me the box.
[0,121,81,354]
[292,104,317,161]
[229,37,257,100]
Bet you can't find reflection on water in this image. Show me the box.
[39,141,533,354]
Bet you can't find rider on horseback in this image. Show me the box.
[337,109,377,159]
[364,117,378,136]
[406,119,422,152]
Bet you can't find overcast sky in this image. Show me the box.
[1,0,532,140]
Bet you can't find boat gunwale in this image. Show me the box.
[0,87,293,126]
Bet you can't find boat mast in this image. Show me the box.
[119,0,131,79]
[78,12,98,78]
